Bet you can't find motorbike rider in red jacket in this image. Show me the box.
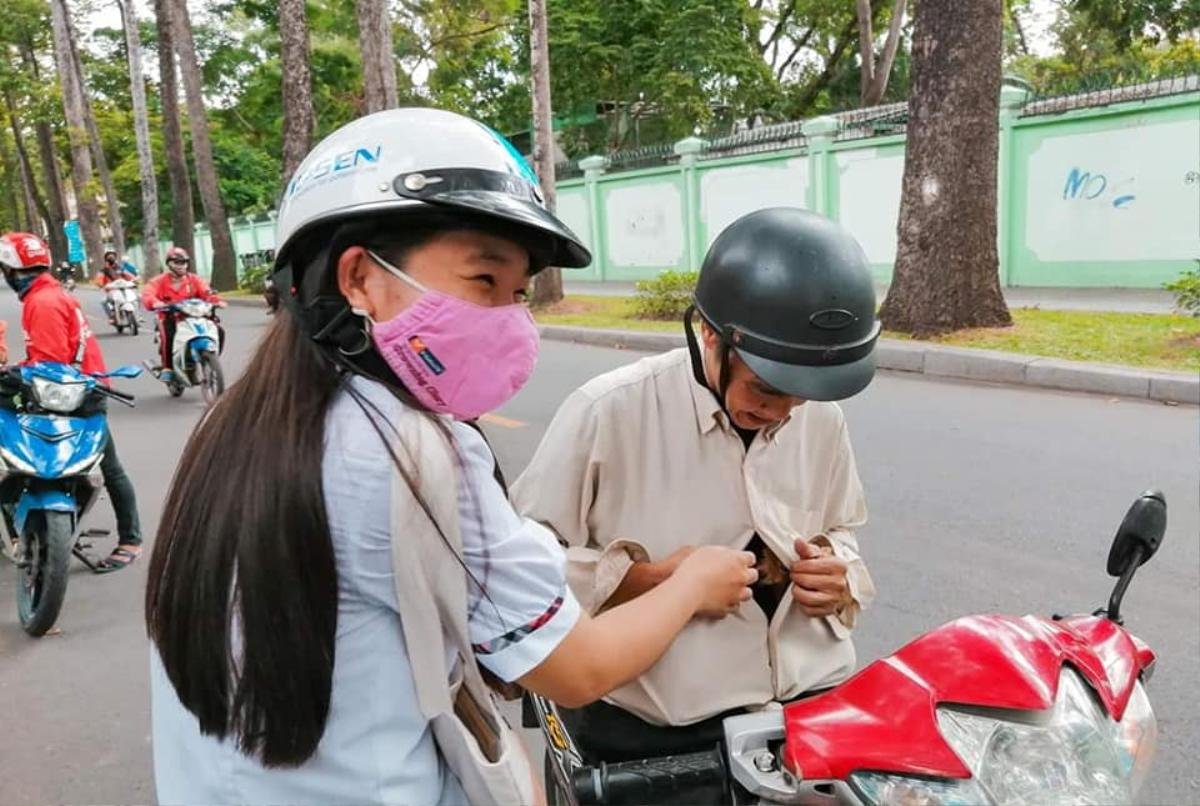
[0,232,142,572]
[141,247,224,373]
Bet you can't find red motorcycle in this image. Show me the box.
[530,490,1166,805]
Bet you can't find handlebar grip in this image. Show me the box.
[98,386,136,405]
[572,747,726,805]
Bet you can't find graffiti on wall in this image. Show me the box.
[1062,167,1135,208]
[1024,119,1199,264]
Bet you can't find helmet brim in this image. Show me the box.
[424,189,592,268]
[736,348,876,402]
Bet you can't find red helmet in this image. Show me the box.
[166,246,190,263]
[0,232,52,272]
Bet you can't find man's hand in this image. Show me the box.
[790,538,851,618]
[604,545,698,610]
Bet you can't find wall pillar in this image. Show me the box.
[998,84,1031,287]
[674,136,707,269]
[579,155,609,281]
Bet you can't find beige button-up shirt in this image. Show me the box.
[511,349,874,727]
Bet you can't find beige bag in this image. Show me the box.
[386,413,543,806]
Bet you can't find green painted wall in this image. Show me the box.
[132,90,1199,289]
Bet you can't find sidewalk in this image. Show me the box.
[221,291,1198,404]
[564,282,1179,315]
[538,324,1199,405]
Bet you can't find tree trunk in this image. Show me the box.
[48,0,104,273]
[169,0,238,291]
[3,96,47,235]
[864,0,908,105]
[527,0,562,307]
[67,14,126,256]
[793,10,865,114]
[858,0,907,106]
[154,0,194,264]
[356,0,398,113]
[279,0,315,183]
[22,45,72,262]
[878,0,1011,336]
[12,121,50,235]
[856,0,876,102]
[0,126,31,232]
[117,0,161,277]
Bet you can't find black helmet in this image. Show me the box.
[687,208,879,402]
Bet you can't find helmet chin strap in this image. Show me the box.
[683,305,734,426]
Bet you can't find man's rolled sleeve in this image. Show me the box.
[565,538,650,615]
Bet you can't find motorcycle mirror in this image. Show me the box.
[103,365,143,380]
[1107,490,1166,577]
[1103,490,1166,624]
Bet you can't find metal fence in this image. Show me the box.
[832,102,909,142]
[605,142,678,172]
[555,158,583,181]
[555,72,1197,171]
[701,119,808,160]
[1021,73,1200,117]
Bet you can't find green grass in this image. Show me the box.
[535,296,1200,373]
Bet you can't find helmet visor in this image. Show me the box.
[737,348,877,402]
[392,168,591,268]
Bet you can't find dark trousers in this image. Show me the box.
[100,426,141,546]
[158,315,176,367]
[561,700,736,765]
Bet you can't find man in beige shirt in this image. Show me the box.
[512,208,882,764]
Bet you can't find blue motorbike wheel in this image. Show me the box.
[16,511,75,637]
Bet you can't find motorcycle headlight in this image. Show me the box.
[851,669,1155,806]
[30,377,87,413]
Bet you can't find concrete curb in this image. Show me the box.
[224,295,265,308]
[538,325,1199,405]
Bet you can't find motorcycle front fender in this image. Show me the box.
[14,489,77,535]
[188,337,217,357]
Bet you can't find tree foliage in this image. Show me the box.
[0,0,1194,251]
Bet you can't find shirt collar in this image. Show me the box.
[687,365,724,436]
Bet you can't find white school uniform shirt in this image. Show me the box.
[151,376,580,805]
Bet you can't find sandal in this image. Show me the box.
[95,545,141,574]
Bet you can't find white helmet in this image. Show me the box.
[275,107,590,269]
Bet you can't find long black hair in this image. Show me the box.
[144,220,501,768]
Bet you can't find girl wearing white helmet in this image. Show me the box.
[145,108,756,805]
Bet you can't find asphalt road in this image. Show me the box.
[0,291,1196,805]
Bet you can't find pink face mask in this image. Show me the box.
[359,250,539,420]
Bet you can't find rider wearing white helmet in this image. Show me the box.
[146,108,757,806]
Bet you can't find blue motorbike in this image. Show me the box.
[0,362,140,636]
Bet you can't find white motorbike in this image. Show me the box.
[104,279,140,335]
[154,298,225,404]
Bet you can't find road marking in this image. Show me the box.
[479,413,526,429]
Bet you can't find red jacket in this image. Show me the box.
[20,272,107,375]
[97,267,137,287]
[142,272,222,311]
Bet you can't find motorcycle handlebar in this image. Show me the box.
[96,386,136,407]
[570,747,727,805]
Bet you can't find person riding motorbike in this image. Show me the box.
[141,246,224,375]
[145,108,757,806]
[97,251,138,323]
[512,208,881,774]
[0,232,143,572]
